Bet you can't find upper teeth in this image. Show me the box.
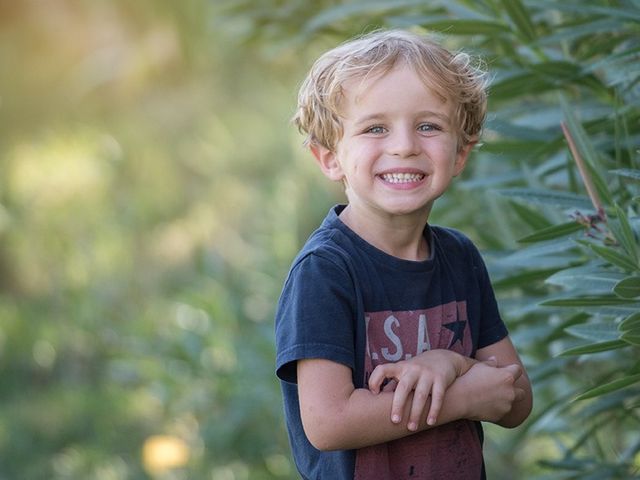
[381,173,424,183]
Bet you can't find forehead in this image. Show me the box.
[340,63,451,117]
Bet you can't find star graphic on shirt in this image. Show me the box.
[443,319,466,348]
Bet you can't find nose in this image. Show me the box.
[386,127,420,158]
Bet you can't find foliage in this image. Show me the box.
[0,1,328,478]
[218,0,640,478]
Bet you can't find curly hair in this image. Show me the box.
[293,29,488,152]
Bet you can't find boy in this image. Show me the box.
[275,29,532,479]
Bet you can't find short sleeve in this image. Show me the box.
[467,242,509,349]
[275,252,358,384]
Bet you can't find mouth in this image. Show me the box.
[379,172,426,184]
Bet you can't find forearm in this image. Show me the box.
[303,377,471,451]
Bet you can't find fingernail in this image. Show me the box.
[427,417,435,425]
[408,422,417,431]
[392,414,401,423]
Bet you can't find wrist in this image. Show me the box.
[451,352,475,376]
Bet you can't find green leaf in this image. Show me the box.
[536,18,624,46]
[610,169,640,182]
[492,267,562,289]
[565,322,620,342]
[542,296,639,307]
[614,276,640,299]
[574,373,640,401]
[529,1,640,21]
[490,73,555,100]
[302,0,425,33]
[545,267,625,294]
[498,0,537,42]
[530,61,583,84]
[518,221,583,243]
[495,188,593,210]
[509,201,553,231]
[589,244,639,272]
[559,339,628,356]
[497,238,579,269]
[609,204,639,263]
[418,19,511,36]
[619,312,640,332]
[621,331,640,346]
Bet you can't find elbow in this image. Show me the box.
[307,433,338,452]
[301,412,348,451]
[304,425,340,452]
[498,398,533,429]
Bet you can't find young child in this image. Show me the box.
[275,29,532,479]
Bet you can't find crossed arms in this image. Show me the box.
[297,336,533,451]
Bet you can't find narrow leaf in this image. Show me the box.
[419,19,511,36]
[509,201,553,231]
[610,169,640,182]
[499,0,537,41]
[490,73,554,100]
[621,332,640,346]
[492,267,561,289]
[542,296,638,307]
[545,267,624,293]
[518,221,583,243]
[610,204,639,262]
[303,0,425,33]
[619,312,640,331]
[614,277,640,299]
[531,61,582,83]
[565,322,620,342]
[559,339,627,356]
[574,373,640,401]
[590,244,639,272]
[496,188,593,210]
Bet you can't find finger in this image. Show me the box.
[382,378,398,392]
[407,378,432,431]
[426,381,445,426]
[503,363,523,381]
[514,387,525,402]
[368,364,396,393]
[390,375,415,425]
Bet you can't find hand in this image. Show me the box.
[457,358,525,423]
[368,349,468,431]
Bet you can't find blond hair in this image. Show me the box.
[293,29,488,151]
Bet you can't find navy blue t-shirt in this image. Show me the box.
[275,205,508,480]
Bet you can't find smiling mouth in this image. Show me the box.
[380,172,425,184]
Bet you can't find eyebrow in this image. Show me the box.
[352,110,451,127]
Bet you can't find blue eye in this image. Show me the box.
[366,125,386,134]
[418,123,440,132]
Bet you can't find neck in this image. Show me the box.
[339,205,431,261]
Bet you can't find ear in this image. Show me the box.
[310,144,344,182]
[453,140,476,177]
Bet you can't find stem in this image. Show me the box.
[561,122,606,220]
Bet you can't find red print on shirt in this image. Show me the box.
[364,301,472,383]
[356,301,483,480]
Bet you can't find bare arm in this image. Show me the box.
[476,336,533,428]
[297,355,524,451]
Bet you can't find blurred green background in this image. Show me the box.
[2,1,639,479]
